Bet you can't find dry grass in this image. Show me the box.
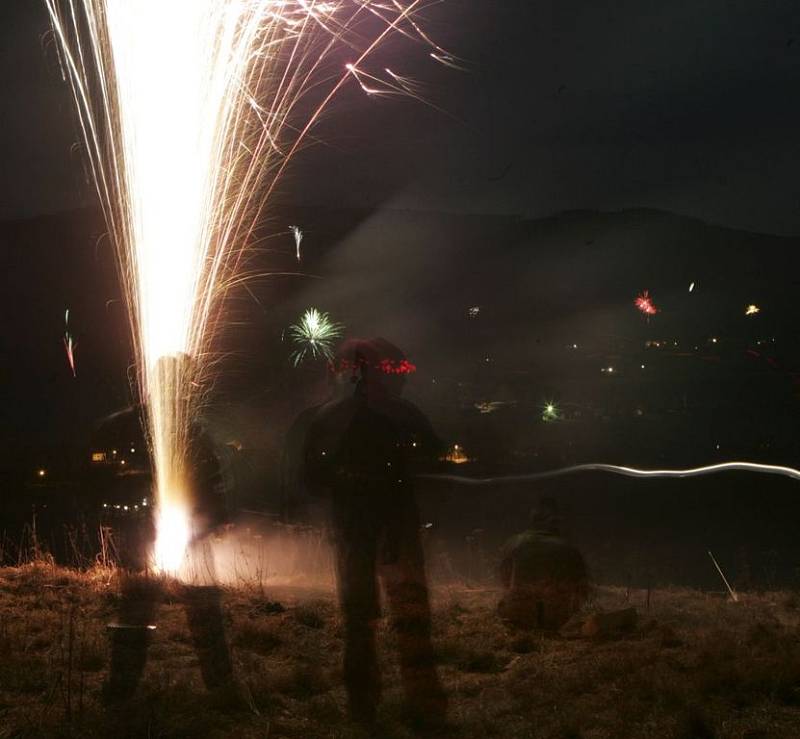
[1,562,800,737]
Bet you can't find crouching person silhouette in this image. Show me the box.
[498,496,589,631]
[104,356,237,706]
[303,338,447,730]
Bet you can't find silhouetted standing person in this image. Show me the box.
[303,338,447,729]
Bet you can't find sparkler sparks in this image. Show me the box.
[47,0,447,574]
[634,290,659,316]
[288,308,344,366]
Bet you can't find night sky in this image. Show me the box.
[2,0,800,234]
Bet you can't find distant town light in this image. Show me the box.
[443,443,469,464]
[37,469,46,478]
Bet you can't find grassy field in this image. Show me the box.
[2,563,800,738]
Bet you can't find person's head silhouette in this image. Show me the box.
[332,337,416,400]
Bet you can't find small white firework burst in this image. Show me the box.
[288,308,344,366]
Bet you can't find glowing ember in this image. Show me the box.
[634,290,659,316]
[47,0,447,574]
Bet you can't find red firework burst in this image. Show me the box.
[635,290,658,316]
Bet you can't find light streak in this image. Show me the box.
[422,461,800,486]
[708,550,739,602]
[63,308,77,377]
[47,0,447,574]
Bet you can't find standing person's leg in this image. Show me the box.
[333,495,381,726]
[381,492,447,726]
[104,572,159,702]
[183,537,234,691]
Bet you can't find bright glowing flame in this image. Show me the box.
[745,304,761,316]
[153,502,191,574]
[46,0,447,574]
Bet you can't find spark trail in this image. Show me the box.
[290,225,303,261]
[63,308,77,377]
[47,0,448,573]
[422,461,800,486]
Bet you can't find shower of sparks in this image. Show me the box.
[422,461,800,486]
[635,290,659,316]
[290,225,303,261]
[46,0,449,574]
[63,308,77,378]
[745,304,761,316]
[288,307,344,366]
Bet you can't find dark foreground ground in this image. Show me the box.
[2,564,800,738]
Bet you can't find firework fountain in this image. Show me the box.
[46,0,447,573]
